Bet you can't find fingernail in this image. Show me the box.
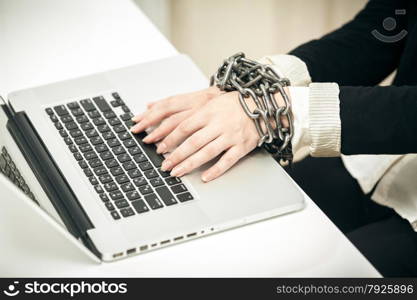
[132,113,143,122]
[157,142,167,154]
[201,172,213,182]
[171,165,184,177]
[161,159,172,171]
[142,135,152,143]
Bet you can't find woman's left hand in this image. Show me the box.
[131,91,259,182]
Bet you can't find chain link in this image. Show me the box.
[210,52,294,164]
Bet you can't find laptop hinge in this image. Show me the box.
[5,107,101,258]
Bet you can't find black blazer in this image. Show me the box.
[289,0,417,155]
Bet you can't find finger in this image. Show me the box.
[157,115,205,154]
[201,146,246,182]
[143,110,193,144]
[168,136,228,177]
[162,126,221,172]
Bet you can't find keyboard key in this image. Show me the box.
[128,169,141,178]
[177,192,194,202]
[84,168,93,177]
[50,114,58,122]
[155,186,177,206]
[98,174,113,184]
[120,112,134,121]
[110,100,120,107]
[138,184,153,195]
[100,194,110,202]
[74,136,88,145]
[65,122,78,130]
[118,132,130,140]
[104,182,118,192]
[110,166,124,176]
[54,105,69,116]
[59,129,68,137]
[78,160,88,169]
[109,190,123,200]
[88,110,101,119]
[166,177,182,186]
[93,117,106,126]
[122,161,136,171]
[109,118,121,126]
[94,185,104,194]
[149,177,164,187]
[79,144,93,153]
[67,102,80,110]
[111,211,121,220]
[55,122,63,130]
[89,159,103,168]
[90,136,103,145]
[117,153,131,162]
[102,131,116,140]
[89,176,98,185]
[71,108,84,116]
[121,105,130,113]
[64,137,73,145]
[133,153,147,163]
[103,111,116,119]
[86,129,99,139]
[76,115,89,123]
[132,132,163,167]
[129,146,142,156]
[144,169,158,179]
[81,122,94,131]
[121,182,135,192]
[114,199,129,209]
[84,151,98,160]
[100,151,113,161]
[125,120,135,128]
[80,99,96,111]
[97,124,111,133]
[73,152,83,161]
[133,177,147,186]
[171,184,188,194]
[95,144,108,153]
[144,193,163,210]
[69,129,83,138]
[126,190,141,201]
[93,96,111,112]
[45,108,54,115]
[138,161,152,171]
[115,174,129,184]
[105,159,119,168]
[112,92,121,100]
[120,207,135,218]
[113,147,126,156]
[105,202,115,211]
[108,139,121,148]
[113,125,126,133]
[60,115,74,123]
[158,168,170,178]
[123,139,136,148]
[94,166,108,176]
[131,200,149,213]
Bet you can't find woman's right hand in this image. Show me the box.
[131,86,222,143]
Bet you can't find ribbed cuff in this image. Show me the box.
[309,83,341,157]
[258,54,312,86]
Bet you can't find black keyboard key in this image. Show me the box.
[71,108,84,116]
[125,120,135,128]
[110,166,124,176]
[79,144,93,153]
[118,131,131,140]
[117,153,131,163]
[55,122,63,130]
[138,184,153,195]
[171,184,188,194]
[81,122,94,131]
[177,192,194,202]
[132,132,163,167]
[155,186,177,206]
[111,211,121,220]
[133,153,147,164]
[114,147,126,157]
[59,129,68,137]
[65,122,78,131]
[94,185,104,194]
[61,115,74,123]
[74,136,88,145]
[115,174,129,184]
[114,199,130,209]
[133,176,147,186]
[109,118,121,126]
[108,139,121,148]
[129,146,142,156]
[120,207,135,218]
[105,159,119,168]
[50,114,58,122]
[126,190,141,201]
[73,152,83,161]
[131,200,149,213]
[86,129,99,139]
[113,125,126,133]
[105,202,115,211]
[149,177,164,187]
[128,169,141,178]
[69,129,83,138]
[158,168,170,178]
[78,160,88,169]
[121,182,135,192]
[120,112,134,121]
[98,174,113,184]
[112,92,121,100]
[89,176,98,185]
[94,166,108,176]
[64,137,73,145]
[95,144,108,153]
[104,182,118,192]
[76,115,89,123]
[97,124,111,133]
[93,117,106,126]
[110,100,120,107]
[123,139,136,148]
[93,96,111,112]
[121,105,130,113]
[67,102,80,110]
[80,99,96,111]
[100,151,113,161]
[144,193,163,210]
[88,110,101,119]
[84,168,93,177]
[109,190,123,200]
[144,169,158,179]
[166,177,182,186]
[45,108,54,115]
[138,161,152,171]
[100,194,110,202]
[89,159,103,168]
[122,161,136,171]
[103,111,116,119]
[90,136,103,145]
[54,105,69,116]
[84,151,98,161]
[102,131,116,140]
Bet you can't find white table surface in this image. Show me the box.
[0,0,380,277]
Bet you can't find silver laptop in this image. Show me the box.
[0,54,304,261]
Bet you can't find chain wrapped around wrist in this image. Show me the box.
[210,52,294,165]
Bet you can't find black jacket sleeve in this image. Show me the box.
[340,85,417,155]
[290,0,408,85]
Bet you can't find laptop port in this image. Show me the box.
[139,245,148,251]
[127,248,136,255]
[151,243,158,248]
[186,232,197,238]
[173,236,184,241]
[160,240,170,245]
[113,252,123,258]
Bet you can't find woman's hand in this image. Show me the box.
[130,86,222,142]
[131,91,260,182]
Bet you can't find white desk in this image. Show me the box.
[0,0,380,277]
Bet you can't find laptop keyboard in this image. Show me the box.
[45,92,194,220]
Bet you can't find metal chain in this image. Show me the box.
[210,52,294,164]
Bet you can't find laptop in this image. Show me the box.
[0,54,304,261]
